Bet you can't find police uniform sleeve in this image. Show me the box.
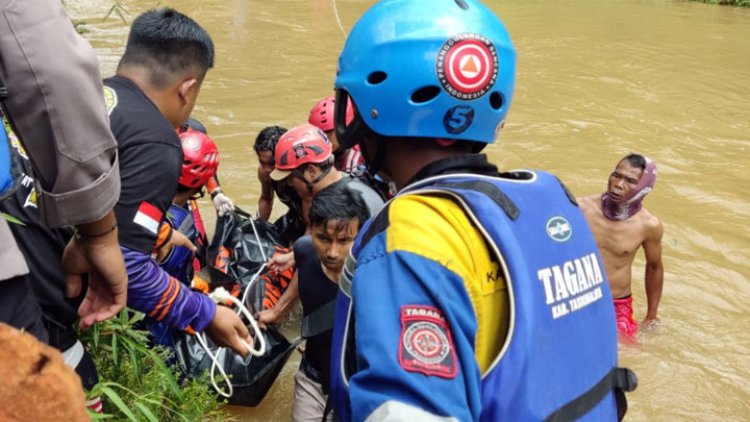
[0,0,120,228]
[349,195,497,421]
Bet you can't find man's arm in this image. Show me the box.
[0,0,126,325]
[122,247,252,356]
[0,0,120,227]
[642,218,664,325]
[350,252,480,421]
[257,168,274,221]
[256,272,298,328]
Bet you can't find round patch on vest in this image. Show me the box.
[398,305,457,379]
[436,33,499,100]
[546,216,572,242]
[103,86,118,116]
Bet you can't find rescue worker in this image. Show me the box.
[308,95,363,174]
[0,122,103,412]
[0,0,127,340]
[258,123,384,275]
[157,129,219,285]
[105,8,251,356]
[178,117,235,217]
[328,1,636,420]
[268,123,383,229]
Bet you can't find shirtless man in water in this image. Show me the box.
[579,153,664,341]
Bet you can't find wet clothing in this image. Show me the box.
[0,0,120,281]
[331,154,628,421]
[292,369,334,422]
[614,295,638,341]
[295,236,338,394]
[106,75,215,333]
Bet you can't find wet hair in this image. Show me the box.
[622,153,647,171]
[309,182,370,233]
[254,125,287,153]
[118,8,214,89]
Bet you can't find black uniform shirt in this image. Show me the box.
[104,76,182,253]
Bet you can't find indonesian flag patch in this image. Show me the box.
[133,201,163,235]
[399,305,457,379]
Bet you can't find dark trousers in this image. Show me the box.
[0,274,48,342]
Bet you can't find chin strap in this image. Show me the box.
[360,136,388,177]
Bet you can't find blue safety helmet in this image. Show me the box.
[334,0,516,150]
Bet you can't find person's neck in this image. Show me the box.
[321,264,342,283]
[173,191,192,207]
[311,168,343,195]
[387,140,471,189]
[116,67,174,127]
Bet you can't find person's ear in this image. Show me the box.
[305,164,321,179]
[178,77,199,105]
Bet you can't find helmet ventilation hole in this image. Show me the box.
[367,71,388,85]
[411,86,440,104]
[490,92,504,110]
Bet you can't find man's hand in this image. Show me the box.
[255,307,280,330]
[62,212,128,329]
[205,305,254,356]
[268,251,295,273]
[155,229,196,263]
[212,192,235,216]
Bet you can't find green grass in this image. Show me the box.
[79,310,230,421]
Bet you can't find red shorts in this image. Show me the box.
[614,296,638,342]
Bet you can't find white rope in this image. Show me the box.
[332,0,347,38]
[195,332,234,398]
[195,213,272,397]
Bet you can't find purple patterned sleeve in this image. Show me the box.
[121,246,216,332]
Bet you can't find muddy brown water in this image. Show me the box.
[69,0,750,419]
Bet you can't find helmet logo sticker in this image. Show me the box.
[437,33,498,100]
[293,143,307,158]
[183,135,200,151]
[443,105,475,134]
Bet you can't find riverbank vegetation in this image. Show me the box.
[79,311,228,421]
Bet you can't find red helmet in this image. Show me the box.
[308,95,354,132]
[178,131,219,188]
[270,123,332,181]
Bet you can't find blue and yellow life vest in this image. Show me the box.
[160,203,198,285]
[330,171,635,421]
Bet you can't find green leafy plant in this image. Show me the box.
[79,310,230,421]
